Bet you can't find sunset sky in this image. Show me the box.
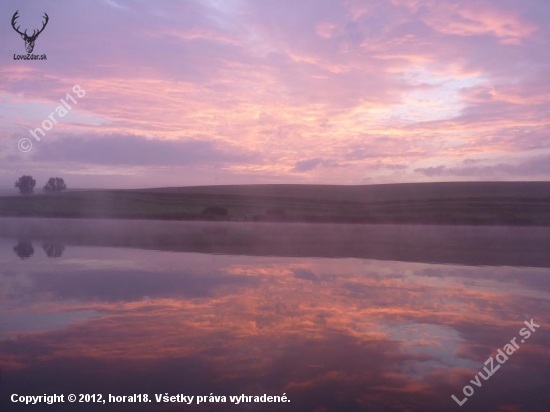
[1,0,549,188]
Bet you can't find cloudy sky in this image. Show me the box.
[0,0,549,188]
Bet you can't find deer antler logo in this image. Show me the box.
[11,11,49,54]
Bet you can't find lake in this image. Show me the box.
[1,219,549,411]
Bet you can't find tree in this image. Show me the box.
[43,177,67,193]
[13,240,34,260]
[42,242,65,258]
[14,175,36,194]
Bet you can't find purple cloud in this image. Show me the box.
[29,135,259,166]
[0,0,549,187]
[416,155,550,178]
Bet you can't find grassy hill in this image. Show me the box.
[0,182,549,226]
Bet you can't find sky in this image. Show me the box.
[0,0,549,189]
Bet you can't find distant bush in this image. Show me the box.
[15,175,36,195]
[265,207,286,218]
[202,206,228,216]
[43,177,67,193]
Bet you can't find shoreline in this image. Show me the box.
[2,217,549,268]
[0,213,549,227]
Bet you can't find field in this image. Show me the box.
[1,182,549,226]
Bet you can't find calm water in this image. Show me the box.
[1,219,549,411]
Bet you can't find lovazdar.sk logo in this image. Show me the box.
[11,10,49,60]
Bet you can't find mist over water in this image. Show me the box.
[1,218,550,266]
[1,219,550,411]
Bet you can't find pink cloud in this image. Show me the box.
[0,0,549,187]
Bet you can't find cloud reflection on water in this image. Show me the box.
[0,235,549,411]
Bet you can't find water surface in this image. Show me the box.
[1,219,549,411]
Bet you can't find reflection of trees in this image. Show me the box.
[42,242,66,258]
[13,241,34,260]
